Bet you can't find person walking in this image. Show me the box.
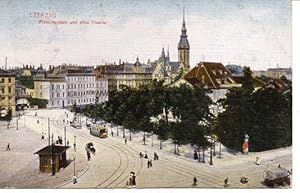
[132,173,136,186]
[111,131,114,137]
[67,140,69,146]
[224,178,229,187]
[144,151,148,159]
[87,151,91,161]
[147,159,151,168]
[6,143,11,151]
[125,138,127,145]
[193,177,197,186]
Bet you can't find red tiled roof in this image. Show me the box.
[184,62,236,89]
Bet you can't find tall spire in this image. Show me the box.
[178,6,189,49]
[167,45,170,58]
[181,6,187,36]
[161,46,165,58]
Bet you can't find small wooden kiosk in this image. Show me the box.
[34,145,70,173]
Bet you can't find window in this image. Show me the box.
[51,85,54,90]
[8,78,11,83]
[40,85,42,89]
[1,78,4,83]
[52,101,54,105]
[8,87,11,93]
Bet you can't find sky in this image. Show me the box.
[0,0,292,70]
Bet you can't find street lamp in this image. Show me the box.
[213,135,216,156]
[123,126,125,138]
[202,147,206,163]
[151,131,154,147]
[116,125,119,136]
[209,142,213,165]
[219,141,222,158]
[174,140,177,155]
[73,155,76,176]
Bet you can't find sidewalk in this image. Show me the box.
[0,115,89,188]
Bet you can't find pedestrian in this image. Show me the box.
[125,138,127,145]
[74,143,76,152]
[87,151,91,161]
[147,159,151,168]
[111,131,114,137]
[67,140,69,146]
[144,151,148,159]
[6,143,10,151]
[278,164,281,168]
[194,150,198,160]
[129,174,133,186]
[139,152,143,158]
[193,177,197,186]
[72,175,77,184]
[154,152,159,160]
[224,178,229,187]
[132,173,136,186]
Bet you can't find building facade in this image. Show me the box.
[34,64,98,108]
[95,58,153,95]
[0,69,16,117]
[95,77,109,104]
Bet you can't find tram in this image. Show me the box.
[90,125,108,138]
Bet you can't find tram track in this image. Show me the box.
[25,111,292,188]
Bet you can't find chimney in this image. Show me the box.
[5,57,7,70]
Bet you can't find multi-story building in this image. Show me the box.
[34,64,97,108]
[253,67,292,81]
[0,69,16,117]
[34,78,66,108]
[95,57,153,95]
[95,77,108,103]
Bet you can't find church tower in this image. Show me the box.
[178,7,190,71]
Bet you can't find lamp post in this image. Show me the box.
[174,140,176,154]
[116,125,119,136]
[219,141,222,158]
[51,133,55,176]
[209,142,213,165]
[151,131,154,147]
[123,126,125,138]
[202,147,206,163]
[73,155,76,176]
[213,136,216,156]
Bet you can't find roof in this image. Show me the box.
[184,62,237,89]
[0,69,15,77]
[232,76,266,88]
[266,79,290,92]
[34,145,70,156]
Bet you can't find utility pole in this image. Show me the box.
[48,117,50,146]
[64,126,66,147]
[51,133,55,176]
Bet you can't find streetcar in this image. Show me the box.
[90,125,108,138]
[264,167,290,187]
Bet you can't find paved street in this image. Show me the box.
[0,109,292,188]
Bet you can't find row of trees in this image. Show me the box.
[77,67,292,152]
[77,81,214,153]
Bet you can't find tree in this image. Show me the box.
[216,66,292,151]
